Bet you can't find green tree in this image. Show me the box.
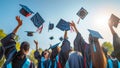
[0,29,6,40]
[102,42,113,55]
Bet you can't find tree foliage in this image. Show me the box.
[102,42,113,55]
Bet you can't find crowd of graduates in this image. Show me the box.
[0,14,120,68]
[0,3,120,68]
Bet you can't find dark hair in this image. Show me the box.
[20,41,30,52]
[111,52,116,58]
[43,49,50,57]
[50,47,58,60]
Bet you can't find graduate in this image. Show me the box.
[70,21,107,68]
[34,40,51,68]
[1,16,35,68]
[59,31,72,68]
[108,14,120,61]
[107,52,120,68]
[56,19,72,68]
[11,41,35,68]
[49,42,62,68]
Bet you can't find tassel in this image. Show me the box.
[93,43,96,52]
[77,18,80,24]
[36,25,43,33]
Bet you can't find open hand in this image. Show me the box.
[70,21,76,27]
[16,16,22,26]
[34,40,38,45]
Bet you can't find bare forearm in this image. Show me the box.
[64,31,67,39]
[74,26,79,34]
[13,16,22,34]
[34,40,39,51]
[12,25,21,34]
[36,45,38,51]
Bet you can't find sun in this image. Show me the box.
[93,14,109,28]
[95,14,108,24]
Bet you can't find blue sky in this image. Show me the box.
[0,0,120,51]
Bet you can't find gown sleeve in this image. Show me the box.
[74,32,87,54]
[1,33,16,47]
[34,50,41,61]
[113,33,120,61]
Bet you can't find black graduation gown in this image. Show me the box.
[107,57,120,68]
[1,33,17,67]
[74,32,91,68]
[0,46,4,60]
[12,51,35,68]
[59,39,71,68]
[113,33,120,61]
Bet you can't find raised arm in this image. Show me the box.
[12,16,22,34]
[64,31,68,39]
[34,40,39,51]
[108,20,116,35]
[70,21,79,34]
[34,40,42,61]
[70,21,87,53]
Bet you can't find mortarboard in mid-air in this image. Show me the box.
[59,36,64,41]
[49,36,54,40]
[31,12,45,33]
[56,19,70,31]
[48,22,54,31]
[19,4,34,17]
[76,7,88,24]
[25,31,35,36]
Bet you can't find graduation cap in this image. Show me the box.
[25,31,35,36]
[49,36,54,40]
[59,37,64,41]
[88,29,103,52]
[49,42,61,49]
[109,14,120,28]
[48,23,54,31]
[31,12,45,33]
[56,19,70,31]
[88,29,103,39]
[19,4,34,17]
[77,7,88,24]
[31,12,45,28]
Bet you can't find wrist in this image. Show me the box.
[109,25,112,28]
[18,24,22,27]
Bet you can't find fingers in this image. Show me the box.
[16,16,23,26]
[16,16,20,20]
[34,40,38,45]
[70,21,75,27]
[34,40,37,44]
